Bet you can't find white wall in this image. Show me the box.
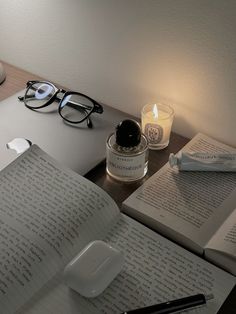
[1,0,236,146]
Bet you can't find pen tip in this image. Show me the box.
[205,294,214,301]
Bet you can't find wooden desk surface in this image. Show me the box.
[0,62,43,101]
[0,61,235,313]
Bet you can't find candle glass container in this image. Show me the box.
[141,103,174,150]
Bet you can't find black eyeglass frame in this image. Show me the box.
[18,80,103,127]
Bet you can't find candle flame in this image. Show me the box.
[153,104,158,119]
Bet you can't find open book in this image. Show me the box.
[123,133,236,276]
[0,144,234,314]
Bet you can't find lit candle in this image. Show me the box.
[141,103,174,150]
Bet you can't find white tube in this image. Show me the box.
[169,152,236,171]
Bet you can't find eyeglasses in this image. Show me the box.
[18,80,103,128]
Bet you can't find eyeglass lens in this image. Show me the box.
[25,82,56,109]
[59,94,94,123]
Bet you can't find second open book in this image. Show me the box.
[123,133,236,276]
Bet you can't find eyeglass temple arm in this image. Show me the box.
[61,96,103,114]
[94,102,103,114]
[26,80,37,87]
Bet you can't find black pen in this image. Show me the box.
[121,293,214,314]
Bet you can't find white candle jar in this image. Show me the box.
[141,103,174,150]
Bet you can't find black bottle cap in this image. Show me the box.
[115,119,141,147]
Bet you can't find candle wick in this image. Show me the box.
[153,104,158,119]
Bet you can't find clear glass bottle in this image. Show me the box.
[106,119,148,182]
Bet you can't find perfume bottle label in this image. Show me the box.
[144,123,163,144]
[107,150,146,178]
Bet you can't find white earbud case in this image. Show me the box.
[63,240,124,298]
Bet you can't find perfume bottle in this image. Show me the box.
[106,119,148,182]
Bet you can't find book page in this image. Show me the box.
[0,145,119,314]
[122,133,236,253]
[205,209,236,275]
[19,214,235,314]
